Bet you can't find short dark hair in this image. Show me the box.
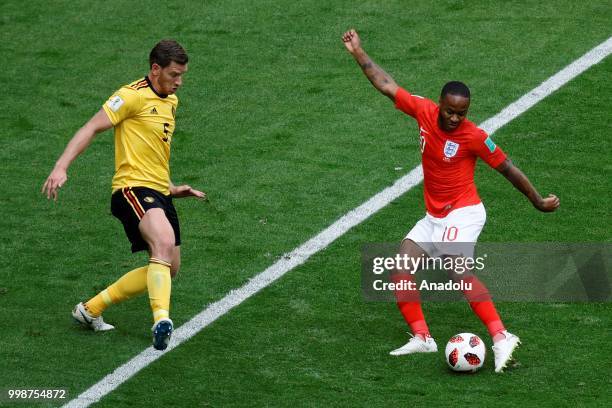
[440,81,470,99]
[149,40,188,68]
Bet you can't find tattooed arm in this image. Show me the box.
[342,29,399,101]
[495,159,560,212]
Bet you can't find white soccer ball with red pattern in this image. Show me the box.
[445,333,486,372]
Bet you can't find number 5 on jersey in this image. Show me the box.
[163,122,170,142]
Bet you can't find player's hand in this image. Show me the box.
[170,184,207,200]
[535,194,560,212]
[42,167,68,201]
[342,29,362,54]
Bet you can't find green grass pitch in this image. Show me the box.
[0,0,610,407]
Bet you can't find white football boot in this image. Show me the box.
[492,331,521,372]
[72,302,115,332]
[390,334,438,356]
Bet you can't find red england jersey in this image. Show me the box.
[395,87,507,217]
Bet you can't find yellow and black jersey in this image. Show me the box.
[102,77,178,195]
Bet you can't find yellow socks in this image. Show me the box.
[84,266,148,317]
[147,258,172,323]
[82,259,171,322]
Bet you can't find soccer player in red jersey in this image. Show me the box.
[342,29,559,372]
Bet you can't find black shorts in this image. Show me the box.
[111,186,181,253]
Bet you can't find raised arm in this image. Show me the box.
[495,159,560,212]
[42,108,113,200]
[342,29,399,101]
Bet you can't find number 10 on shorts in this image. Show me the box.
[442,226,458,241]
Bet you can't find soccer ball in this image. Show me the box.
[445,333,485,372]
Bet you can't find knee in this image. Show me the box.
[149,237,175,261]
[461,275,491,302]
[448,270,470,282]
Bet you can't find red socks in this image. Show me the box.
[462,275,505,337]
[397,302,430,336]
[392,273,505,338]
[392,273,431,337]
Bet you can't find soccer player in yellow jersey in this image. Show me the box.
[42,40,205,350]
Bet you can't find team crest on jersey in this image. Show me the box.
[443,140,460,158]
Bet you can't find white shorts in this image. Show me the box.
[404,203,486,258]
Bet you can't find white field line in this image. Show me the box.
[64,35,612,408]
